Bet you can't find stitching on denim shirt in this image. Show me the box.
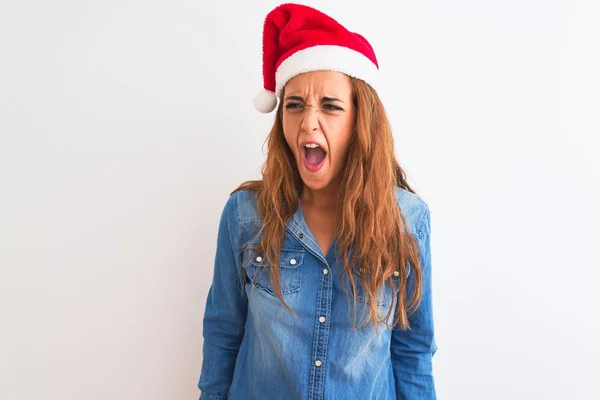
[199,389,227,400]
[244,247,304,295]
[415,203,430,241]
[230,191,246,293]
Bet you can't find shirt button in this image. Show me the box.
[290,258,297,265]
[256,256,263,263]
[318,316,326,323]
[315,359,322,367]
[393,270,400,277]
[322,268,329,275]
[299,233,304,239]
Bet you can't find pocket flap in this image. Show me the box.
[249,249,304,269]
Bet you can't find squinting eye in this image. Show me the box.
[323,104,342,111]
[285,103,302,109]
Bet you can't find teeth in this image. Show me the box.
[304,143,320,148]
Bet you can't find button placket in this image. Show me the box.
[307,257,333,399]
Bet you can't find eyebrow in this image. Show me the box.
[284,95,345,103]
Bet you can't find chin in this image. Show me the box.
[299,171,333,191]
[301,180,328,191]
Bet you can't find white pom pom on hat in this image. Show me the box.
[253,3,380,113]
[253,89,278,114]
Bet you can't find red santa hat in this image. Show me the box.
[253,3,380,113]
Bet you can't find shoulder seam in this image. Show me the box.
[226,191,244,292]
[396,187,428,208]
[416,202,430,240]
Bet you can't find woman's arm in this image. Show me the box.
[198,194,248,400]
[391,204,438,400]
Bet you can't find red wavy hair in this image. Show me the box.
[233,77,423,332]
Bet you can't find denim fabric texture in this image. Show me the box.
[198,187,437,400]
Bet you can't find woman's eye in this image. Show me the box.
[284,103,342,111]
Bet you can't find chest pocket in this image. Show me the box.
[244,248,304,296]
[352,267,404,308]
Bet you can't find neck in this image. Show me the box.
[300,181,342,211]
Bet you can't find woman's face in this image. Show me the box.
[282,71,356,192]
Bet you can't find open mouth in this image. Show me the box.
[302,143,327,172]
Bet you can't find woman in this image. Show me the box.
[198,3,437,399]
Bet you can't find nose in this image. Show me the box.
[300,105,320,133]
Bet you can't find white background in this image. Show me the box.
[1,0,599,399]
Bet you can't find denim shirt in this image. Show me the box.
[198,187,437,400]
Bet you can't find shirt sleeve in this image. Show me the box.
[391,204,438,400]
[198,193,248,400]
